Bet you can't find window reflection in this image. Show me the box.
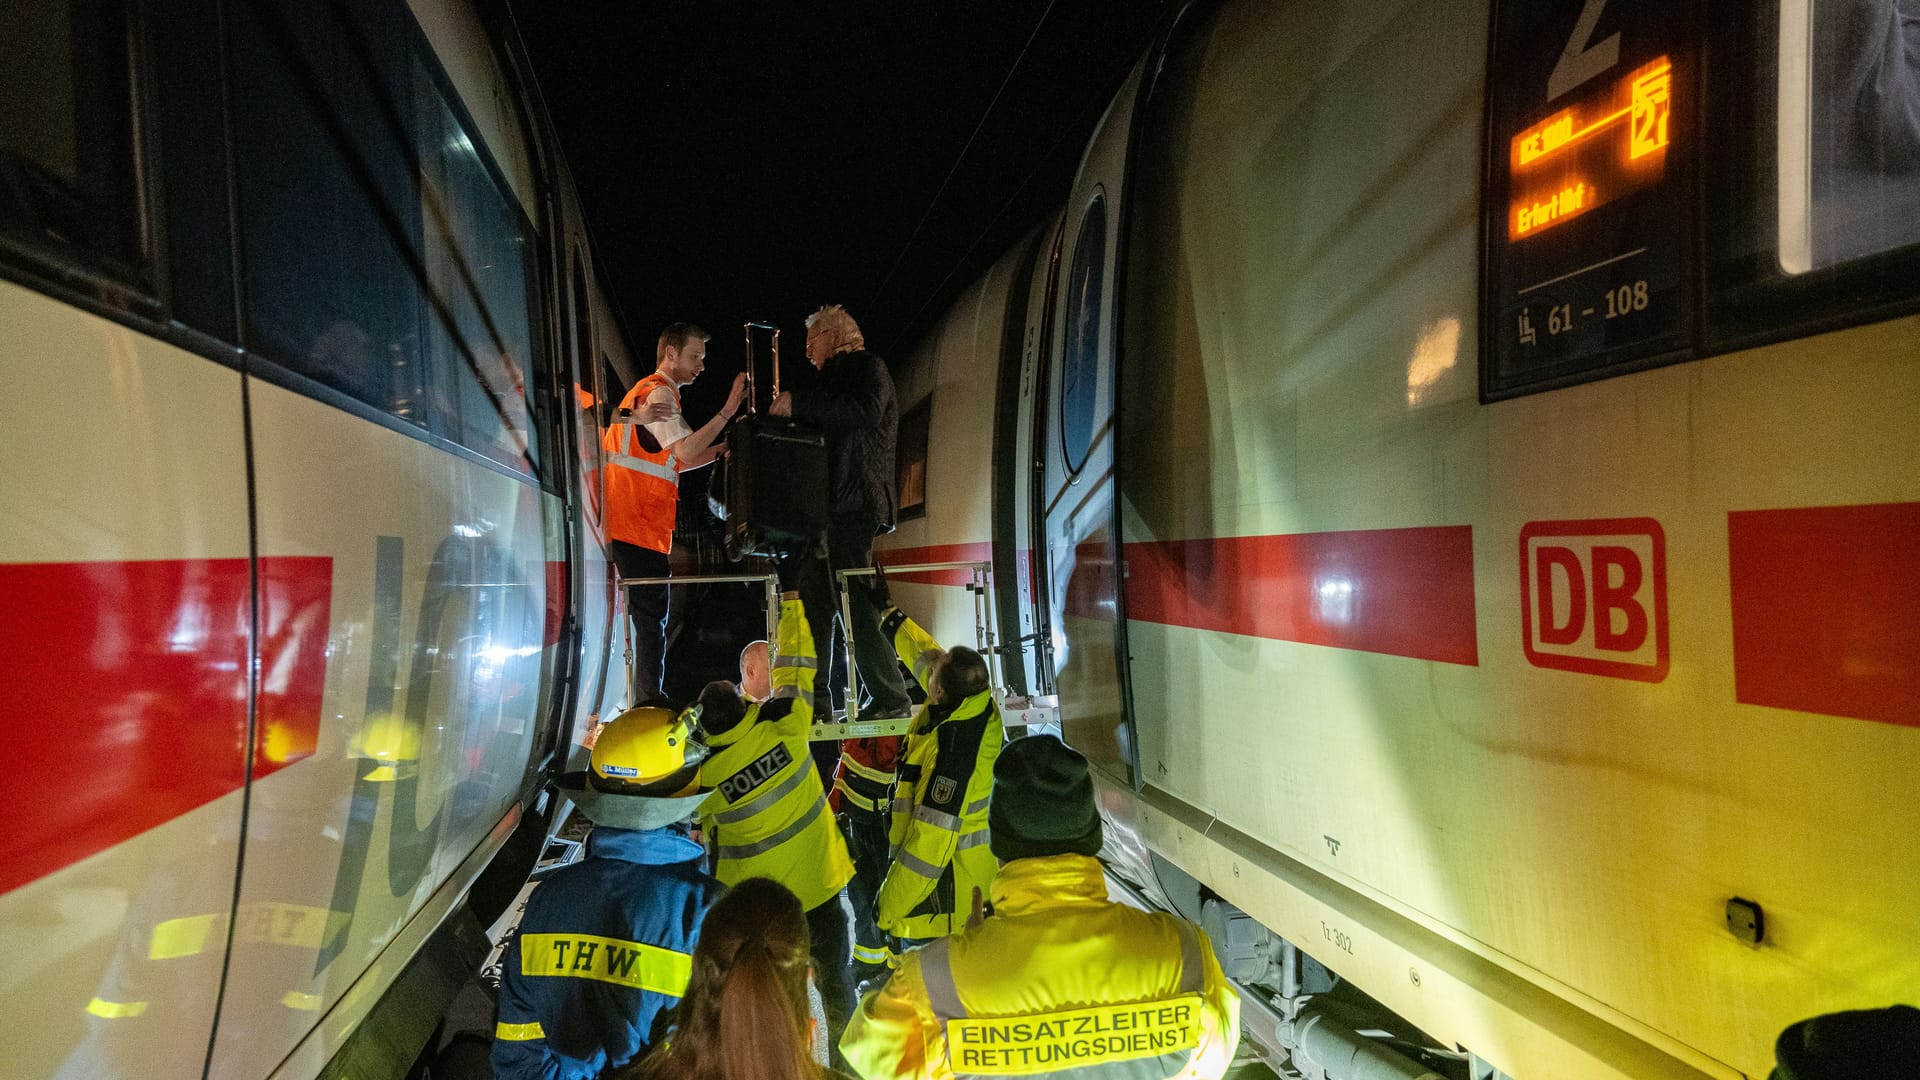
[1780,0,1920,272]
[232,1,542,476]
[0,0,139,266]
[418,60,537,472]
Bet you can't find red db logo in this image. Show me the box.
[1520,518,1668,682]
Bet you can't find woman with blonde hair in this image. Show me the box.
[629,877,846,1080]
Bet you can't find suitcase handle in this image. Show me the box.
[743,321,782,414]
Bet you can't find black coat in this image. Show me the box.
[792,348,898,532]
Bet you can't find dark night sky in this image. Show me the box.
[514,2,1171,415]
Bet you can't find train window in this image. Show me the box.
[1777,0,1920,273]
[232,0,434,426]
[1702,0,1920,350]
[599,357,623,430]
[897,397,930,522]
[1059,192,1106,473]
[569,253,595,419]
[150,2,237,342]
[0,0,142,276]
[417,57,539,475]
[569,254,603,475]
[1481,0,1698,400]
[233,0,546,479]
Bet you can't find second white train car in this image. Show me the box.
[879,1,1920,1077]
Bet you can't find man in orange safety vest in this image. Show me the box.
[604,323,745,702]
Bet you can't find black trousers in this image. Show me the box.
[609,541,670,703]
[796,523,911,716]
[805,892,855,1060]
[841,808,893,976]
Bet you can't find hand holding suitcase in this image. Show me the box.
[717,323,829,560]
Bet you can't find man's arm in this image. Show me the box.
[490,932,561,1079]
[663,373,747,467]
[881,606,944,692]
[1188,920,1245,1080]
[839,957,937,1080]
[765,592,816,739]
[677,441,726,469]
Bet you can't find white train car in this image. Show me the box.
[0,1,639,1075]
[880,1,1920,1077]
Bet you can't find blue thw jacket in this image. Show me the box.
[493,826,722,1079]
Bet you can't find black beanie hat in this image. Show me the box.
[1770,1005,1920,1080]
[989,735,1103,861]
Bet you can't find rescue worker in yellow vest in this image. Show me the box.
[604,322,746,702]
[842,736,1241,1080]
[871,605,1002,943]
[694,589,859,1054]
[832,730,903,984]
[492,705,722,1080]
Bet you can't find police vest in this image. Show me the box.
[697,598,855,910]
[919,922,1210,1079]
[603,372,680,553]
[874,607,1002,939]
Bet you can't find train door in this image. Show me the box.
[564,247,625,737]
[1,8,255,1074]
[1028,60,1153,786]
[563,244,617,741]
[992,225,1060,702]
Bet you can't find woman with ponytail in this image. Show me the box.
[630,877,849,1080]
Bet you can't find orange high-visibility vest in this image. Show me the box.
[603,372,681,554]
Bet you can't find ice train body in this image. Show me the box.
[878,1,1920,1077]
[1,1,639,1075]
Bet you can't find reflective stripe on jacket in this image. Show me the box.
[874,607,1002,939]
[833,735,902,814]
[840,854,1241,1080]
[492,827,722,1080]
[603,372,680,553]
[697,597,855,910]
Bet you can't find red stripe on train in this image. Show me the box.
[1125,526,1480,665]
[1,557,331,896]
[1729,502,1920,726]
[877,542,994,587]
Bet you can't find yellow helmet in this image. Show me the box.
[353,714,421,782]
[589,704,706,796]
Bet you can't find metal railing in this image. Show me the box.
[614,560,1059,740]
[615,572,780,709]
[828,559,1000,737]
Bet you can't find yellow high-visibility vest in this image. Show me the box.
[874,608,1002,940]
[603,372,680,554]
[698,598,854,909]
[841,853,1241,1080]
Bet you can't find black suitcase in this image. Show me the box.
[718,414,828,560]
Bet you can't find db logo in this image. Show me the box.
[1520,518,1668,682]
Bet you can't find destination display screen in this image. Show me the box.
[1484,0,1693,398]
